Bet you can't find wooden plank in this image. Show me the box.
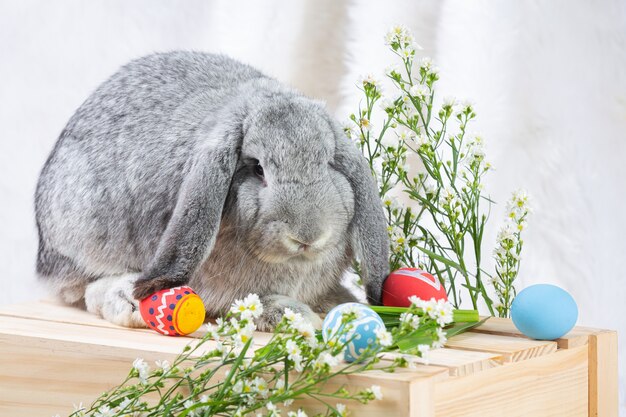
[383,348,502,377]
[471,316,599,349]
[434,345,589,417]
[0,325,448,416]
[0,298,126,330]
[588,330,619,417]
[0,334,180,417]
[444,331,557,363]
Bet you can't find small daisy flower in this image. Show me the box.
[374,327,393,347]
[132,358,150,384]
[155,359,171,373]
[409,84,429,98]
[370,385,383,400]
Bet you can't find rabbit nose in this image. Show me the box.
[286,235,311,252]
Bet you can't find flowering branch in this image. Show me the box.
[346,25,531,317]
[68,294,455,417]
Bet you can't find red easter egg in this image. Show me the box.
[140,286,206,336]
[382,268,448,307]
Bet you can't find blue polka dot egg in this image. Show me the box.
[322,302,386,362]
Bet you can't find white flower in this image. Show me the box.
[464,135,485,162]
[409,84,429,98]
[402,354,419,369]
[267,401,277,411]
[457,99,474,114]
[287,409,308,417]
[399,312,421,329]
[71,403,86,417]
[285,340,304,371]
[155,359,171,373]
[383,195,401,211]
[374,327,393,347]
[359,117,373,132]
[94,405,115,417]
[316,350,341,368]
[415,134,429,148]
[385,64,400,77]
[283,399,294,407]
[231,319,256,350]
[397,129,416,144]
[252,376,270,398]
[497,223,517,244]
[442,96,456,108]
[230,294,264,320]
[132,358,150,384]
[370,385,383,400]
[435,299,454,326]
[184,399,195,409]
[293,319,316,340]
[205,323,220,340]
[283,308,301,323]
[285,339,301,358]
[419,57,433,70]
[243,293,264,318]
[417,344,431,364]
[358,74,381,91]
[385,24,414,47]
[408,295,425,309]
[336,403,347,416]
[379,96,396,112]
[433,327,448,348]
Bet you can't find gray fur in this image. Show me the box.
[35,52,389,330]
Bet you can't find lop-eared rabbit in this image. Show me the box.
[35,52,389,331]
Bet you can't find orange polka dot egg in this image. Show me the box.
[139,286,206,336]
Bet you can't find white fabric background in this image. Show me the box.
[1,0,624,412]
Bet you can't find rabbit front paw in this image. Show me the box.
[85,273,146,328]
[255,295,322,332]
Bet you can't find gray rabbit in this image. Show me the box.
[35,52,389,331]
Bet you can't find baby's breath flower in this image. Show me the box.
[379,96,396,112]
[399,311,421,329]
[358,74,381,92]
[359,117,373,132]
[417,344,431,364]
[374,327,393,347]
[336,403,347,417]
[132,358,150,385]
[287,409,308,417]
[409,84,429,98]
[316,351,341,369]
[155,359,171,373]
[442,96,456,108]
[252,376,270,398]
[370,385,383,400]
[94,405,115,417]
[205,322,220,340]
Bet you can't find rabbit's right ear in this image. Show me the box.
[133,104,246,300]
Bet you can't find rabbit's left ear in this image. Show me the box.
[330,120,390,305]
[132,106,246,300]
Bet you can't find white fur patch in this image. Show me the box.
[84,273,146,328]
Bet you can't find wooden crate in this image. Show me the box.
[0,299,618,416]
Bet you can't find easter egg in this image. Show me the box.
[140,286,206,336]
[322,302,386,363]
[511,284,578,340]
[382,267,448,307]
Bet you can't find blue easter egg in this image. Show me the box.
[511,284,578,340]
[322,303,386,363]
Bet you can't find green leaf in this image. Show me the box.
[415,245,463,271]
[445,318,488,338]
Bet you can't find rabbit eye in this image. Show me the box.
[254,163,264,178]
